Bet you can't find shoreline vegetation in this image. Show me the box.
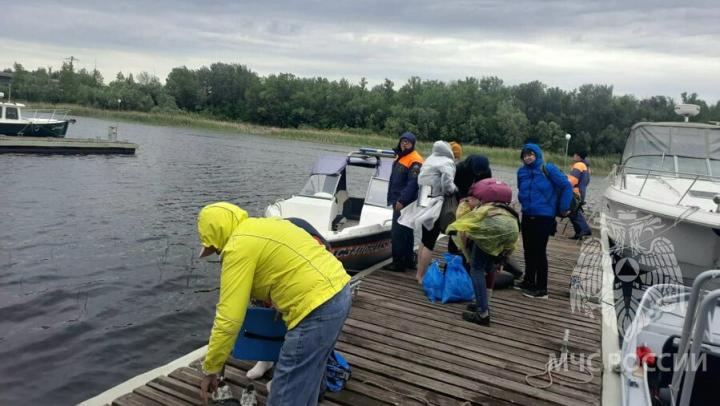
[8,60,717,175]
[34,103,619,174]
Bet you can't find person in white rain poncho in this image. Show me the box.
[398,140,458,283]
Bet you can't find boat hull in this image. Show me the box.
[604,195,720,284]
[0,121,70,137]
[329,230,392,273]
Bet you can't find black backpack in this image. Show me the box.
[540,164,582,218]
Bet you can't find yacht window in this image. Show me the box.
[624,156,665,173]
[676,157,708,176]
[5,107,18,120]
[660,155,675,173]
[299,174,339,199]
[364,178,390,207]
[710,159,720,177]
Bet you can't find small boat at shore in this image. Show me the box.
[265,148,395,272]
[0,97,76,138]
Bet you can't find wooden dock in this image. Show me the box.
[0,135,137,154]
[103,230,602,406]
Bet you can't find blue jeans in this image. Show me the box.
[267,285,351,406]
[391,208,415,266]
[469,244,495,314]
[569,210,591,235]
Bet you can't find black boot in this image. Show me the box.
[462,311,490,326]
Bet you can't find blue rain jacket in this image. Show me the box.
[516,143,573,217]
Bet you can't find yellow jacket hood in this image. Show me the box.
[197,202,248,252]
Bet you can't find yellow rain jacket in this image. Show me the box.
[197,202,350,374]
[446,204,519,260]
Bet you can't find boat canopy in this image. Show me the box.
[310,154,392,180]
[311,155,347,176]
[623,122,720,163]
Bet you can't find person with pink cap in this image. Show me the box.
[446,179,520,326]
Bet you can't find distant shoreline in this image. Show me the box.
[32,103,618,174]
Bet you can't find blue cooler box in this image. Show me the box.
[231,307,287,361]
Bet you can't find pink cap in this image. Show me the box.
[469,178,512,204]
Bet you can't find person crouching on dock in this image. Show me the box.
[196,202,351,406]
[446,179,519,326]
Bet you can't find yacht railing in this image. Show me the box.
[22,108,72,121]
[613,164,720,206]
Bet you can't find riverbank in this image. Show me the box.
[32,104,618,173]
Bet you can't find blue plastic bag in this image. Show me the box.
[441,253,474,303]
[422,260,445,302]
[325,350,351,392]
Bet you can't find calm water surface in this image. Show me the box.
[0,117,609,404]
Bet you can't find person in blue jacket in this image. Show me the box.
[387,132,424,272]
[515,143,573,298]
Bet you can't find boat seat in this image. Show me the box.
[335,189,349,212]
[342,197,364,221]
[653,335,720,406]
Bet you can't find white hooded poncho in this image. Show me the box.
[399,141,457,230]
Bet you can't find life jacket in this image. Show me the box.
[398,150,424,169]
[387,150,424,205]
[567,161,590,200]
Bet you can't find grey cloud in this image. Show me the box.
[1,0,718,101]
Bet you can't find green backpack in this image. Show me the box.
[540,163,582,218]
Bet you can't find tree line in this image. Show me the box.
[4,61,719,155]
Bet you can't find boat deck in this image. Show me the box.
[0,135,137,154]
[107,229,602,406]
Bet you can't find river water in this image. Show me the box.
[0,117,609,405]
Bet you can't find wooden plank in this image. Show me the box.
[341,350,522,406]
[346,319,600,379]
[111,392,164,406]
[147,377,202,405]
[356,282,602,340]
[133,386,194,406]
[347,304,587,366]
[339,323,600,393]
[336,334,598,404]
[366,258,601,332]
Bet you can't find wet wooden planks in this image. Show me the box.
[110,229,601,405]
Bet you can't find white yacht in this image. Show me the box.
[604,105,720,285]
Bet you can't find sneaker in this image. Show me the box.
[462,311,490,326]
[570,232,592,240]
[522,288,548,299]
[513,280,534,290]
[466,303,477,312]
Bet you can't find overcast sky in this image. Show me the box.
[2,0,719,103]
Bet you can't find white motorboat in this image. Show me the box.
[604,105,720,286]
[265,148,395,272]
[620,270,720,406]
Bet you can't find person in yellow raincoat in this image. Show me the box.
[196,202,351,406]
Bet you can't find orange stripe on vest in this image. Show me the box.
[397,150,424,168]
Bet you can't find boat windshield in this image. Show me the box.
[299,174,339,199]
[364,178,390,207]
[624,155,720,178]
[622,284,691,377]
